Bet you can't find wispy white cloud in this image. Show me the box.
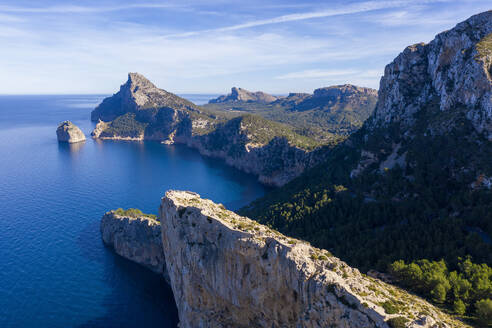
[276,69,361,79]
[0,12,23,22]
[162,0,452,38]
[276,68,383,81]
[0,0,489,94]
[369,9,457,27]
[0,3,180,14]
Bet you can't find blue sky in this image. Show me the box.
[0,0,490,94]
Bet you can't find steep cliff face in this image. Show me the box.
[184,115,327,186]
[209,87,278,103]
[100,211,168,281]
[355,10,492,181]
[160,190,465,328]
[371,11,492,136]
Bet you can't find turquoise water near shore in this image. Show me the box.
[0,95,268,327]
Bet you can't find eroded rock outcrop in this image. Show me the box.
[56,121,86,143]
[100,211,168,282]
[209,87,278,104]
[160,190,465,328]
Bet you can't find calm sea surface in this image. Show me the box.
[0,94,267,327]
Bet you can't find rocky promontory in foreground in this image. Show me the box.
[99,190,462,327]
[56,121,86,143]
[89,73,330,186]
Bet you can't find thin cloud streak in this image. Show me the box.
[276,69,383,80]
[162,0,451,38]
[0,0,487,94]
[0,3,180,14]
[276,69,361,79]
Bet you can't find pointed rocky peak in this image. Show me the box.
[230,86,241,94]
[91,73,200,122]
[125,72,158,91]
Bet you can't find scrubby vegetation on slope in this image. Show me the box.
[114,208,158,221]
[99,113,148,138]
[476,32,492,60]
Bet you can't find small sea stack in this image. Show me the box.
[56,121,86,143]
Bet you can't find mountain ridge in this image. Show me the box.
[204,84,378,142]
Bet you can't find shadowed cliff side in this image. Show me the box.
[100,210,169,283]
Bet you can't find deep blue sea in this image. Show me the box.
[0,94,268,327]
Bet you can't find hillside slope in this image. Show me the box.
[239,12,492,319]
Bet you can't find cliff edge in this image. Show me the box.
[159,190,466,328]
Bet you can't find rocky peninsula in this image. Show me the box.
[89,73,329,186]
[100,191,467,327]
[56,121,86,143]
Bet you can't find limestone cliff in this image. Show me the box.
[56,121,86,143]
[183,115,328,186]
[160,190,466,328]
[370,11,492,136]
[100,211,169,282]
[209,87,278,104]
[351,10,492,180]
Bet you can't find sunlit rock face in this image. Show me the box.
[159,190,464,328]
[371,11,492,138]
[56,121,86,143]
